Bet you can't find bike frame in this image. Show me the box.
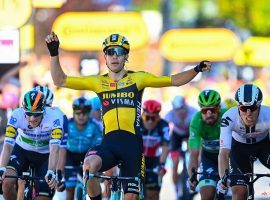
[84,167,144,200]
[191,156,270,200]
[5,169,45,200]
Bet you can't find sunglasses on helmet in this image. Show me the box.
[24,110,44,117]
[105,47,126,56]
[238,105,259,112]
[201,106,219,114]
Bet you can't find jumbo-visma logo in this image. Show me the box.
[51,128,63,139]
[102,92,135,99]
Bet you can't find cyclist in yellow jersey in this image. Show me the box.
[45,32,211,200]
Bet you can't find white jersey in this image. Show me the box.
[51,106,68,149]
[220,106,270,149]
[164,105,197,136]
[4,107,64,153]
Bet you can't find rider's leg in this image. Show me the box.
[83,155,102,199]
[171,151,180,192]
[232,185,248,200]
[199,185,216,200]
[125,193,139,200]
[146,190,160,200]
[66,187,76,200]
[102,166,118,199]
[2,168,17,200]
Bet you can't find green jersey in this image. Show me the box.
[188,108,227,153]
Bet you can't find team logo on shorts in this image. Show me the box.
[51,128,63,139]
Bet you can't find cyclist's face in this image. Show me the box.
[142,112,160,130]
[201,106,220,125]
[104,47,128,73]
[74,110,90,126]
[25,111,43,128]
[174,106,187,119]
[238,105,259,127]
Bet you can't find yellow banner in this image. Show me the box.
[234,37,270,67]
[20,24,34,51]
[52,12,148,51]
[0,0,32,29]
[32,0,65,8]
[159,28,240,62]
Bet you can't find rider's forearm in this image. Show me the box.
[48,145,59,171]
[187,149,200,177]
[160,144,170,164]
[171,68,198,86]
[0,143,13,167]
[56,147,66,173]
[50,56,67,87]
[218,148,230,178]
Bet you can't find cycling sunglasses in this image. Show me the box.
[24,111,44,117]
[74,110,89,115]
[142,115,159,122]
[105,47,126,56]
[201,106,219,114]
[238,105,259,112]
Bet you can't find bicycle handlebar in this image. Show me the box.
[88,173,141,181]
[5,175,45,182]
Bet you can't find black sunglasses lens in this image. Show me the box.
[25,112,42,117]
[106,48,126,56]
[201,107,218,114]
[239,105,258,112]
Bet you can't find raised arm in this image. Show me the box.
[171,60,211,86]
[45,32,67,87]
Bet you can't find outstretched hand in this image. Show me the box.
[45,32,60,57]
[194,60,211,72]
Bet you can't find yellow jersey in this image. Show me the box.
[66,71,172,135]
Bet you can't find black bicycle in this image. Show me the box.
[192,156,270,200]
[84,162,144,200]
[221,156,270,200]
[0,166,56,200]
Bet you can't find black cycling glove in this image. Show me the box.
[46,40,60,57]
[194,60,210,72]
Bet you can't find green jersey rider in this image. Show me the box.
[188,89,227,200]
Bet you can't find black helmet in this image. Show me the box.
[23,90,45,112]
[235,84,263,106]
[72,97,91,112]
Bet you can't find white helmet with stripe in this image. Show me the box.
[235,84,262,106]
[33,85,54,106]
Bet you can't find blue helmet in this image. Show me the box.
[72,97,92,112]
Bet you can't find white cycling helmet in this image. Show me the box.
[235,84,262,106]
[172,95,186,109]
[33,85,54,106]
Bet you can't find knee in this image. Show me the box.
[232,185,248,198]
[84,155,102,173]
[2,179,14,194]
